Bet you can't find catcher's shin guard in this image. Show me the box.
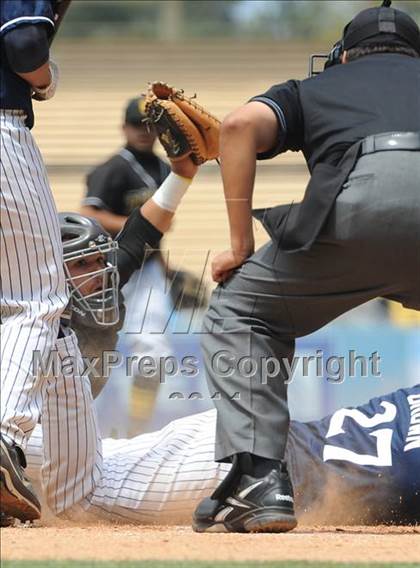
[193,462,297,533]
[0,436,41,522]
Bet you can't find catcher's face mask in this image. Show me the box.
[63,239,120,327]
[59,212,120,328]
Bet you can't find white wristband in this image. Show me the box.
[151,172,192,212]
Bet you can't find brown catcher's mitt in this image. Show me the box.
[144,82,220,165]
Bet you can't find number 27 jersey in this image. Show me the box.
[286,385,420,524]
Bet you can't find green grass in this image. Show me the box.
[2,562,419,568]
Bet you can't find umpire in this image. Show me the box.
[193,1,420,533]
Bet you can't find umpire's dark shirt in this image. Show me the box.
[252,54,420,172]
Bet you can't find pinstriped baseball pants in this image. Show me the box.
[26,409,230,523]
[37,330,102,515]
[23,331,228,521]
[0,110,69,448]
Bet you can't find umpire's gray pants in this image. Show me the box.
[201,151,420,462]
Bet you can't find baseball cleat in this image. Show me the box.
[193,465,297,533]
[0,436,41,522]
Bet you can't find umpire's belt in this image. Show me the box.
[253,131,420,254]
[361,131,420,155]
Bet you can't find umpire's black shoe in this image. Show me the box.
[0,512,14,527]
[0,435,41,522]
[192,465,297,533]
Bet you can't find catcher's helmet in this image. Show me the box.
[59,212,120,328]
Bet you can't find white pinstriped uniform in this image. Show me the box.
[1,110,69,449]
[33,330,101,516]
[26,413,229,523]
[23,328,229,522]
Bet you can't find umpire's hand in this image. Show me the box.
[212,247,254,283]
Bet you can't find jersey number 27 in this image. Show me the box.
[323,401,397,466]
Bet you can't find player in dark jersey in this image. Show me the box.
[81,96,196,438]
[81,96,170,236]
[287,384,420,526]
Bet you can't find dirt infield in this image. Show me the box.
[2,524,420,564]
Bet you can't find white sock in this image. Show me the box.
[152,172,192,212]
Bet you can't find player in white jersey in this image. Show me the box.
[0,1,72,522]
